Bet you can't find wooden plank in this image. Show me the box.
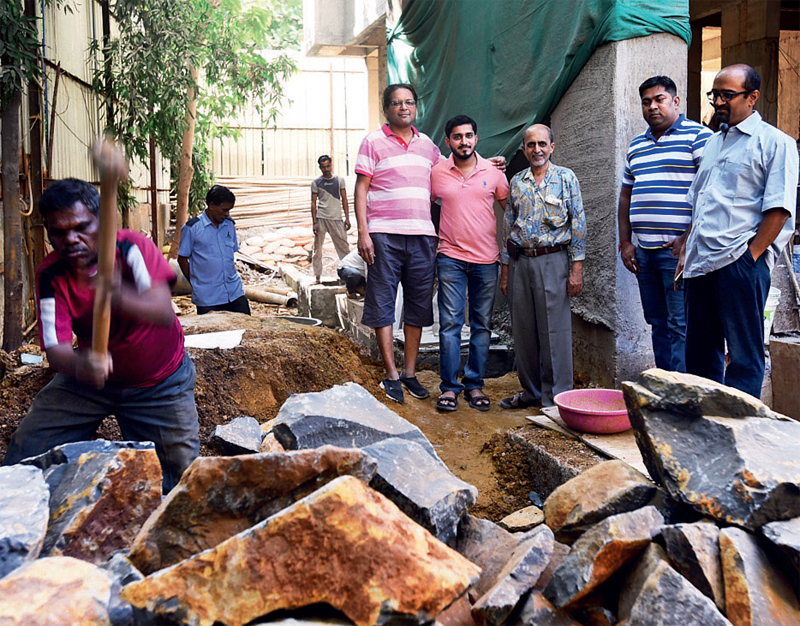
[528,407,650,478]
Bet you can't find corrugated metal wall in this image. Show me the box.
[212,56,368,180]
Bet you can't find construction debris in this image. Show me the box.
[0,370,798,625]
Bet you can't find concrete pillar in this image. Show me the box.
[778,31,800,141]
[550,33,688,387]
[720,0,780,125]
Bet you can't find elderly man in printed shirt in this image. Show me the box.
[500,124,587,410]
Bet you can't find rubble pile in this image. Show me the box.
[0,372,798,625]
[239,227,358,268]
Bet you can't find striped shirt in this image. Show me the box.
[355,123,441,236]
[37,230,184,387]
[623,115,713,248]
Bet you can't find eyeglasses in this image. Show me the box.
[706,89,752,103]
[389,100,417,108]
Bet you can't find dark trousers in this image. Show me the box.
[2,353,199,492]
[197,294,251,315]
[685,249,770,399]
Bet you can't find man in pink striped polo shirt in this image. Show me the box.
[354,83,440,404]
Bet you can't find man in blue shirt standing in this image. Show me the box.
[178,185,250,315]
[618,76,712,372]
[679,64,798,398]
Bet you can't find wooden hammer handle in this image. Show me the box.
[91,138,128,358]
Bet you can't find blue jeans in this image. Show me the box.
[437,254,498,395]
[685,249,770,398]
[2,352,199,492]
[635,246,686,372]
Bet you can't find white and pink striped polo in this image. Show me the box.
[354,123,441,236]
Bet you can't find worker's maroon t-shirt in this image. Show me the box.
[36,230,185,388]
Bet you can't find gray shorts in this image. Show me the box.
[361,233,436,328]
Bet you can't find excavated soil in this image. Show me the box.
[0,311,593,522]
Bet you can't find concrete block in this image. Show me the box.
[770,334,800,419]
[280,263,345,328]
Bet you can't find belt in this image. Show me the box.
[519,243,568,257]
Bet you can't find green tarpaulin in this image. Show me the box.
[387,0,690,159]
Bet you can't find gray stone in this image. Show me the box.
[472,525,555,625]
[517,592,578,625]
[0,465,49,578]
[455,515,519,602]
[102,552,144,587]
[209,415,264,455]
[720,527,800,625]
[41,442,163,564]
[618,542,670,621]
[623,377,800,529]
[364,437,477,546]
[660,521,725,612]
[762,517,800,574]
[543,506,663,607]
[626,560,732,626]
[499,505,544,532]
[20,439,156,470]
[638,368,781,419]
[273,382,437,457]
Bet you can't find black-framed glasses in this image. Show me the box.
[389,99,417,108]
[706,89,752,103]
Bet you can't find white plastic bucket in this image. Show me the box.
[763,287,781,343]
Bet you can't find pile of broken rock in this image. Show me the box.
[0,371,798,625]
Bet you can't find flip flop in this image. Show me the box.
[467,390,491,412]
[436,393,458,412]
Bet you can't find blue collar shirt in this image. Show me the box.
[178,211,245,307]
[684,111,798,278]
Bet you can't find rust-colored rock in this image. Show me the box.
[122,475,480,626]
[43,446,163,565]
[720,527,800,625]
[543,460,656,543]
[543,506,663,607]
[128,446,376,574]
[0,556,130,625]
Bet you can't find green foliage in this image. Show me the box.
[92,0,298,203]
[0,0,71,111]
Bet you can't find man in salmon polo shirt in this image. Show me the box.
[430,115,509,412]
[354,84,440,404]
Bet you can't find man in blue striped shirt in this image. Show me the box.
[618,76,712,372]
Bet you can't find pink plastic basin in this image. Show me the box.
[554,389,631,434]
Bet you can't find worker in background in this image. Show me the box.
[337,249,367,299]
[311,155,350,284]
[178,185,250,315]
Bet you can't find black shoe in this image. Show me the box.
[499,392,541,410]
[380,378,405,404]
[398,374,430,399]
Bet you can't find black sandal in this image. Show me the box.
[467,390,491,412]
[436,393,458,412]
